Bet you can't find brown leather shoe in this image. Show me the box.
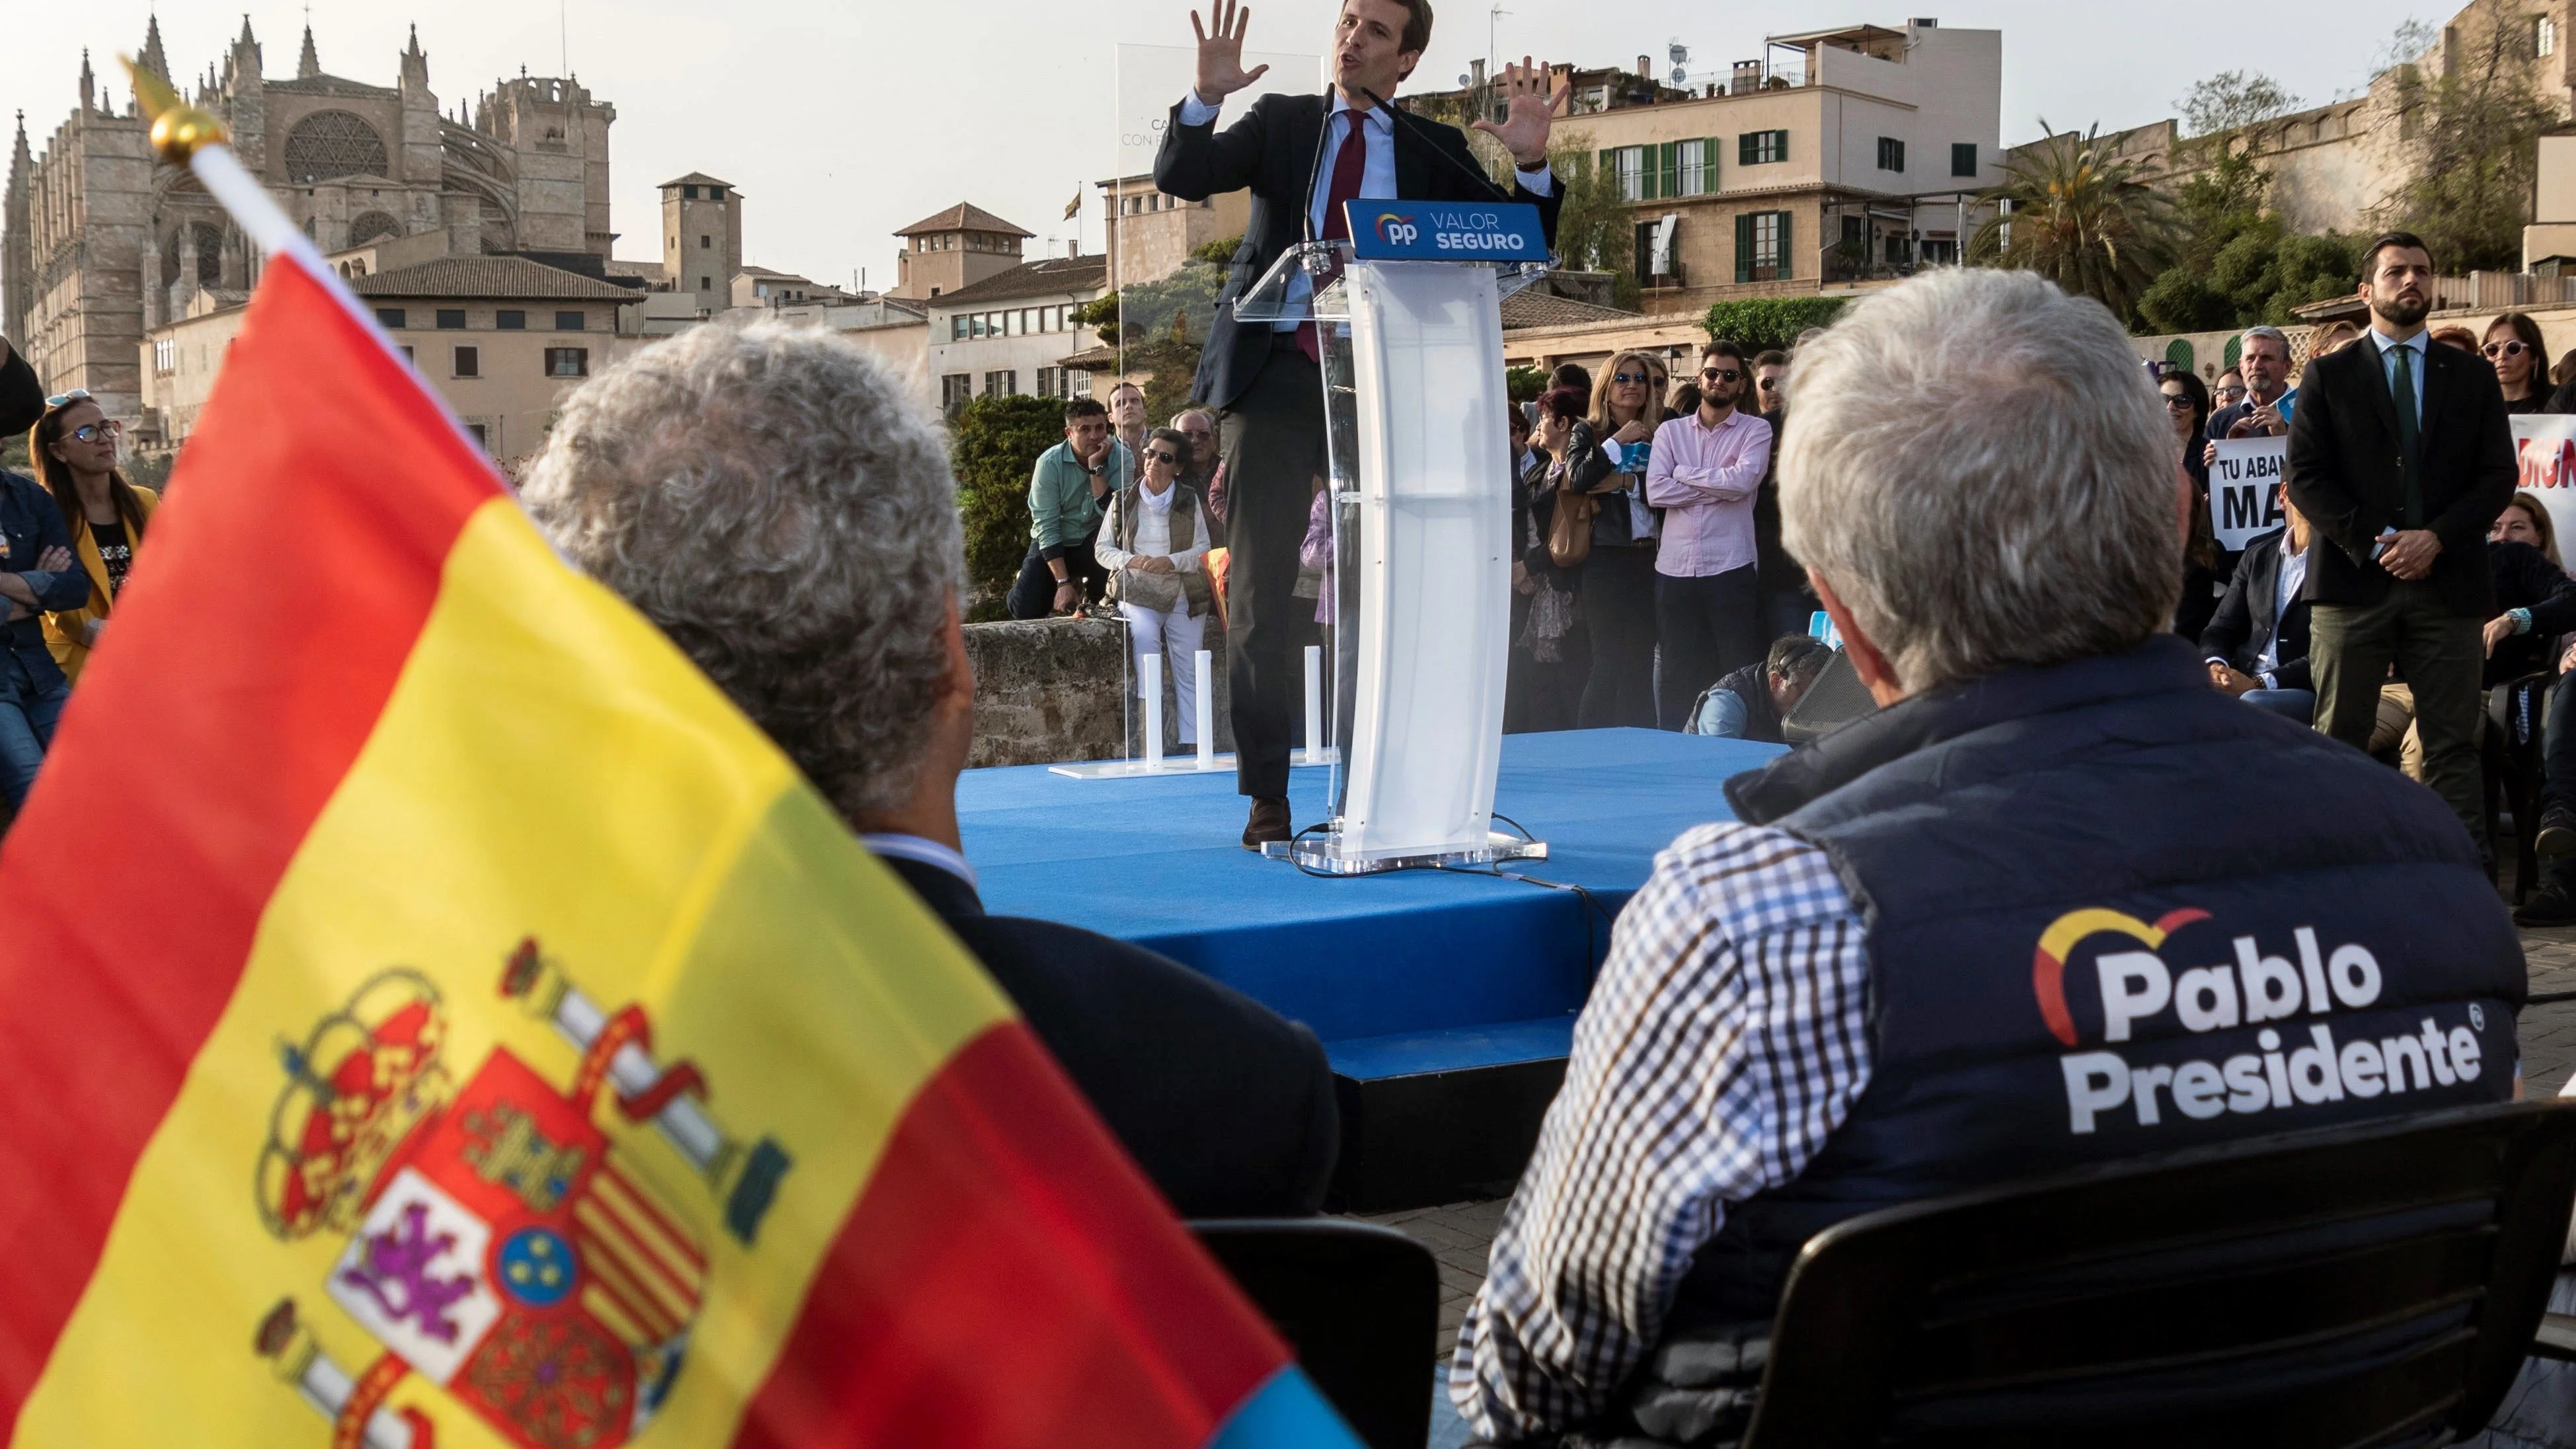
[1242,796,1292,850]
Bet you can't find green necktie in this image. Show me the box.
[2392,341,2423,528]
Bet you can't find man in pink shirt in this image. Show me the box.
[1646,339,1776,729]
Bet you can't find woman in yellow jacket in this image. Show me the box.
[31,392,155,683]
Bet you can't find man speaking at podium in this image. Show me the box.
[1156,0,1565,848]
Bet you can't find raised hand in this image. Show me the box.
[1472,57,1572,168]
[1190,0,1269,102]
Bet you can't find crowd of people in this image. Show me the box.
[2164,250,2576,930]
[1006,336,1834,759]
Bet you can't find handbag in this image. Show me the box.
[1548,469,1597,569]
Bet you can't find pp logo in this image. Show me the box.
[1374,213,1419,246]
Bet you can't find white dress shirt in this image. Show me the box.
[2257,536,2309,683]
[1178,88,1554,332]
[859,832,977,891]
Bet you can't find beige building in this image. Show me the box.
[927,254,1110,414]
[3,19,617,420]
[1401,19,2002,316]
[1096,174,1249,288]
[140,254,646,466]
[662,172,742,315]
[891,203,1031,301]
[2068,0,2576,241]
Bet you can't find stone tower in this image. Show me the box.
[660,173,741,314]
[475,73,617,256]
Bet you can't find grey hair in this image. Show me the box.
[2242,324,2291,354]
[1778,268,2179,694]
[520,318,963,820]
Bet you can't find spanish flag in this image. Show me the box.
[0,122,1357,1448]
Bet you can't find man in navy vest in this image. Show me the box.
[1449,268,2526,1444]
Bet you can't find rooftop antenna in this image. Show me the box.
[1668,39,1689,89]
[1486,5,1510,90]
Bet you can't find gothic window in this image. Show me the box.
[282,111,389,183]
[349,211,402,246]
[194,224,223,288]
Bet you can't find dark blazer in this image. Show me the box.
[2199,527,2314,692]
[2284,334,2517,618]
[879,854,1339,1217]
[1154,91,1564,411]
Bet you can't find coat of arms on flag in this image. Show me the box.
[248,942,783,1449]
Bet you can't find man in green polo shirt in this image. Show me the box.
[1008,396,1137,618]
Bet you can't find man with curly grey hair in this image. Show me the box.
[1451,268,2520,1442]
[521,319,1338,1218]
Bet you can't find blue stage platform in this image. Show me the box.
[960,727,1784,1204]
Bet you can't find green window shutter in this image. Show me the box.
[1706,137,1722,194]
[1738,132,1755,167]
[1659,142,1678,199]
[1736,213,1755,283]
[1778,212,1792,280]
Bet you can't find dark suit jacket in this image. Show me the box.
[2486,539,2576,685]
[2199,527,2314,692]
[0,349,42,438]
[1153,91,1565,411]
[880,854,1338,1217]
[2284,334,2517,617]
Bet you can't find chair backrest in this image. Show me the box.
[1191,1218,1438,1449]
[1743,1101,2576,1449]
[1780,648,1876,744]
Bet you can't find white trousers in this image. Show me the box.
[1119,598,1205,745]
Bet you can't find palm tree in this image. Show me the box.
[1970,121,2175,324]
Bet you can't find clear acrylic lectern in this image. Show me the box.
[1234,238,1550,873]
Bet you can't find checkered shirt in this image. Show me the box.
[1448,821,1875,1442]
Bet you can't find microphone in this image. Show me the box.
[1302,87,1338,246]
[1359,85,1515,205]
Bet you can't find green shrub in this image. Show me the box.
[1701,297,1848,352]
[950,394,1067,620]
[1506,365,1549,402]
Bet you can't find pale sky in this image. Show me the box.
[5,1,2437,289]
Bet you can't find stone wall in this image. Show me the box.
[964,614,1239,768]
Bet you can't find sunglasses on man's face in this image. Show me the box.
[1757,377,1781,389]
[1700,367,1742,383]
[2486,340,2530,359]
[1145,449,1181,466]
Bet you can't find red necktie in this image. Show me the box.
[1297,111,1369,363]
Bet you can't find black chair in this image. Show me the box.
[1733,1102,2576,1448]
[1192,1218,1438,1449]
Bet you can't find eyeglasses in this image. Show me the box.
[2486,340,2530,359]
[2162,394,2195,411]
[70,420,121,442]
[1144,449,1180,465]
[1610,371,1653,385]
[1700,367,1741,383]
[2214,385,2248,398]
[44,389,90,408]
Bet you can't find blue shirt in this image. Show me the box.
[0,470,87,653]
[2370,326,2429,421]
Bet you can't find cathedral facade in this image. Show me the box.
[2,17,616,419]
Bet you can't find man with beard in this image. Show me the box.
[2286,231,2517,858]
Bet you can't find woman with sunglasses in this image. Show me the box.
[1573,350,1671,727]
[2485,313,2555,414]
[0,389,92,815]
[1096,426,1214,748]
[32,392,155,685]
[2160,370,2228,643]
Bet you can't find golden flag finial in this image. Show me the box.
[122,53,228,165]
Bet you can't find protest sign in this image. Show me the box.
[2513,414,2576,550]
[2208,436,2287,551]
